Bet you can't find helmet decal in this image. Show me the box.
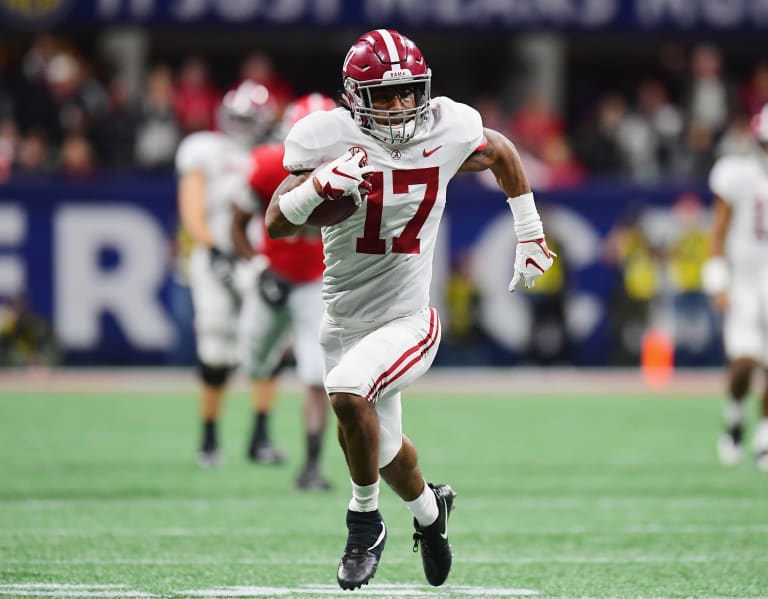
[373,28,403,65]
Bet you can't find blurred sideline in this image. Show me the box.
[0,367,725,396]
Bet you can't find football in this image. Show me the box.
[306,193,361,226]
[305,147,369,227]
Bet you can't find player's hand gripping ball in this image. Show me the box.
[307,147,373,226]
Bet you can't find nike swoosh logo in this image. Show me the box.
[422,145,442,157]
[368,522,387,550]
[331,166,358,180]
[525,257,545,273]
[439,497,449,540]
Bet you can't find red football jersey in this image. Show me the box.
[249,143,324,283]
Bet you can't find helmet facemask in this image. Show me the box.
[345,72,431,145]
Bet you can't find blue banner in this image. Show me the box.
[3,0,768,31]
[0,174,719,366]
[0,176,178,364]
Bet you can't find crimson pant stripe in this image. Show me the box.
[365,308,440,403]
[371,320,441,403]
[364,309,437,402]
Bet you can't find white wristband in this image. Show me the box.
[507,192,544,240]
[701,256,729,295]
[278,177,324,225]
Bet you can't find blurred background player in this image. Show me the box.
[176,80,281,467]
[231,93,337,489]
[704,103,768,471]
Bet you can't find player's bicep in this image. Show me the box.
[459,128,530,198]
[231,203,255,259]
[458,131,495,173]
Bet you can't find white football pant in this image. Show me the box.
[724,269,768,363]
[320,307,442,468]
[240,279,325,386]
[188,246,240,367]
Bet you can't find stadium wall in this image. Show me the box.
[0,174,718,366]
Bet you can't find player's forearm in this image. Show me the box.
[178,172,215,247]
[179,200,214,247]
[181,213,215,247]
[231,206,255,260]
[473,129,543,240]
[265,172,313,238]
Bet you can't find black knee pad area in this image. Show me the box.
[198,361,233,386]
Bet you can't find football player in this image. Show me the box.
[231,93,338,489]
[176,80,282,467]
[265,30,556,589]
[704,102,768,471]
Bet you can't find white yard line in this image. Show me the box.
[0,585,151,598]
[5,495,766,510]
[1,583,765,599]
[0,592,151,597]
[181,584,539,597]
[2,555,767,566]
[3,524,768,537]
[0,583,541,599]
[0,586,131,590]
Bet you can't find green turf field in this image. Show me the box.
[1,383,767,598]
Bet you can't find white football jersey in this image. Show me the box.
[709,153,768,273]
[175,131,252,253]
[284,97,484,323]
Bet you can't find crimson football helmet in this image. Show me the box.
[342,29,431,145]
[278,92,337,137]
[752,103,768,143]
[217,80,277,147]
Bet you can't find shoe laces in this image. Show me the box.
[412,530,423,553]
[412,514,444,554]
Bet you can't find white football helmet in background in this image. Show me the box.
[217,80,277,148]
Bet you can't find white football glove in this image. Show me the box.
[232,254,268,296]
[509,238,557,291]
[313,148,374,207]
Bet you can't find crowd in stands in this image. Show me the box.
[0,35,294,180]
[481,44,768,190]
[0,34,766,188]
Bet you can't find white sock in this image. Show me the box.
[723,397,745,428]
[406,483,438,527]
[349,479,379,512]
[753,418,768,451]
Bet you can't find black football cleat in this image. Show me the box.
[247,439,286,465]
[412,483,456,586]
[337,509,387,590]
[197,432,222,468]
[717,424,743,467]
[196,447,222,468]
[294,464,332,491]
